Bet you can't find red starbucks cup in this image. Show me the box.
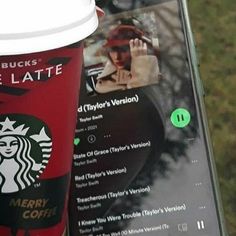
[0,1,101,235]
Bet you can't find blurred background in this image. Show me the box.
[188,0,236,235]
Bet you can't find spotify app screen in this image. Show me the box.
[69,0,222,235]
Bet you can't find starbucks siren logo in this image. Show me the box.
[0,115,52,193]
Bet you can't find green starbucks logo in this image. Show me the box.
[0,115,52,193]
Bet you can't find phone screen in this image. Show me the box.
[69,0,225,235]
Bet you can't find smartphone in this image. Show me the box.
[68,0,228,235]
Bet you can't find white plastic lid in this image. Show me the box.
[0,0,99,55]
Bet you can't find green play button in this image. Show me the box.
[170,108,191,128]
